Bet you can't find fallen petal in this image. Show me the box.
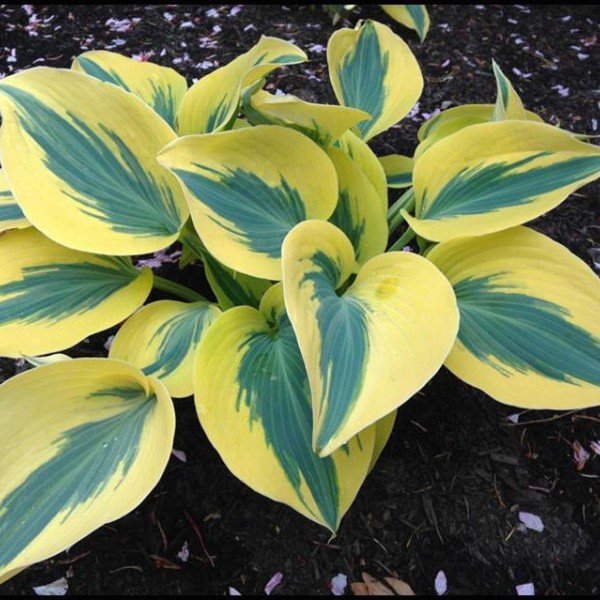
[229,587,242,596]
[434,571,447,595]
[519,511,544,532]
[265,572,283,595]
[331,573,348,596]
[516,582,535,596]
[33,577,69,596]
[177,541,189,562]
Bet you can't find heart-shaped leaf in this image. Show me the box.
[0,359,174,583]
[282,220,459,456]
[158,125,338,280]
[0,67,189,255]
[427,226,600,409]
[405,120,600,242]
[328,19,423,141]
[194,284,376,531]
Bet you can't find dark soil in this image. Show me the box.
[1,3,599,596]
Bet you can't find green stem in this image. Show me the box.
[387,187,416,234]
[388,226,416,252]
[153,275,207,302]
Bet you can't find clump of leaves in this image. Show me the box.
[0,17,599,585]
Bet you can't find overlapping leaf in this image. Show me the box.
[0,67,188,255]
[0,228,152,358]
[178,220,272,310]
[377,154,413,188]
[72,50,187,129]
[428,227,600,409]
[158,125,338,280]
[194,284,376,531]
[0,170,28,233]
[282,220,459,456]
[110,300,221,398]
[0,359,174,583]
[405,120,600,242]
[176,35,307,135]
[380,5,430,42]
[328,19,423,141]
[333,130,388,210]
[415,104,544,160]
[243,88,371,146]
[325,147,388,265]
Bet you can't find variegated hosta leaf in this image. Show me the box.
[178,219,272,310]
[194,283,376,531]
[427,227,600,409]
[282,220,459,456]
[0,358,174,584]
[243,88,371,146]
[0,67,189,255]
[0,170,28,233]
[109,300,221,398]
[325,147,388,265]
[333,130,388,210]
[0,228,152,358]
[158,125,338,280]
[369,411,397,472]
[380,5,430,42]
[176,35,307,135]
[377,154,413,188]
[415,104,544,160]
[328,19,423,141]
[491,60,527,121]
[404,120,600,242]
[72,50,187,129]
[23,353,72,367]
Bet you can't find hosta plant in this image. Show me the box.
[1,17,600,584]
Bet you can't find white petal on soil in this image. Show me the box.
[229,587,242,596]
[171,449,187,463]
[506,413,520,424]
[518,512,544,532]
[33,577,69,596]
[177,541,189,562]
[516,582,535,596]
[331,573,347,596]
[264,572,283,595]
[434,570,447,595]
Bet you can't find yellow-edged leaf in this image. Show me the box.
[369,411,397,472]
[378,153,413,188]
[282,220,459,456]
[0,170,29,232]
[178,219,272,310]
[326,147,388,265]
[0,227,152,358]
[243,88,371,146]
[333,130,388,210]
[491,60,527,121]
[404,120,600,242]
[176,35,306,135]
[158,125,338,280]
[328,19,423,141]
[109,300,221,398]
[380,5,430,42]
[428,226,600,409]
[415,104,544,160]
[0,358,174,583]
[195,283,376,531]
[72,50,187,129]
[0,67,189,255]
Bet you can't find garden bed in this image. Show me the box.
[0,3,599,596]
